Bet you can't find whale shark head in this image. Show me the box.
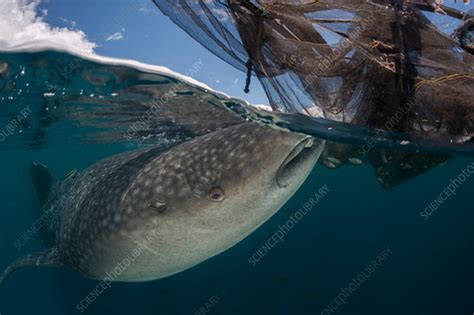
[0,121,325,286]
[70,122,324,281]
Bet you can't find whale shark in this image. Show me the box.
[0,121,324,284]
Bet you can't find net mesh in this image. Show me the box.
[154,0,474,138]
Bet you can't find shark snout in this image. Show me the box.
[277,136,320,188]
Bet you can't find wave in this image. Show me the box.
[0,48,473,158]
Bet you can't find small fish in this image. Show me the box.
[348,157,363,165]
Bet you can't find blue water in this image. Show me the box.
[0,51,473,315]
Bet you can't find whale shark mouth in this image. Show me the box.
[277,136,316,188]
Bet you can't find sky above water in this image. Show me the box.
[37,0,269,105]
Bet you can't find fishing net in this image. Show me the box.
[153,0,474,138]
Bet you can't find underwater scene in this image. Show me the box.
[0,1,473,315]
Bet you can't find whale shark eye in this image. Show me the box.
[208,186,225,202]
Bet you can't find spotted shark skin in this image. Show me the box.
[1,122,324,284]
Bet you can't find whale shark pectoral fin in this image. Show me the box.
[29,163,59,246]
[0,247,63,286]
[30,163,55,209]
